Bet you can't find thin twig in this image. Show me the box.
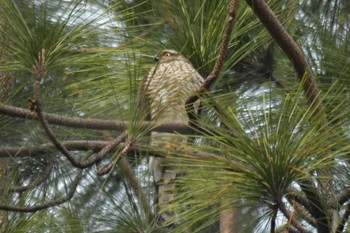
[97,135,134,175]
[32,49,128,169]
[6,161,54,193]
[271,203,278,233]
[84,131,128,168]
[0,169,82,212]
[185,0,240,120]
[98,131,155,224]
[299,180,330,232]
[336,202,350,233]
[33,49,77,167]
[118,156,154,224]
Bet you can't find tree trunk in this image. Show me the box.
[220,206,239,233]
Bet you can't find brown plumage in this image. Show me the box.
[139,49,204,222]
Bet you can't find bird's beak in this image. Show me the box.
[153,55,159,62]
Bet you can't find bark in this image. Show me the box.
[220,207,239,233]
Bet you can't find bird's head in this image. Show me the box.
[154,49,186,63]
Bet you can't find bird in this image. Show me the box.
[138,49,204,224]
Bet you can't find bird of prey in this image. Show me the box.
[138,49,204,223]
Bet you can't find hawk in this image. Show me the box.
[139,49,204,222]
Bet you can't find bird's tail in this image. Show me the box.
[150,156,178,224]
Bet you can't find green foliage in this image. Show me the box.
[167,80,350,232]
[0,0,350,232]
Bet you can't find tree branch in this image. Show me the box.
[286,187,312,211]
[0,140,117,158]
[0,103,193,134]
[185,0,240,120]
[97,132,155,224]
[0,140,173,159]
[285,189,316,227]
[118,158,155,224]
[0,169,82,212]
[6,161,54,193]
[278,200,310,233]
[33,49,77,167]
[243,2,334,232]
[30,49,129,170]
[271,203,278,233]
[336,203,350,233]
[119,156,154,224]
[245,0,323,115]
[97,136,135,175]
[337,186,350,205]
[299,180,330,233]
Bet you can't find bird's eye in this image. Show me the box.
[163,52,172,56]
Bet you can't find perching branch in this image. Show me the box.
[0,140,243,169]
[0,140,119,158]
[0,103,194,134]
[0,169,82,212]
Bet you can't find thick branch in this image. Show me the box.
[270,204,277,233]
[0,140,169,159]
[278,200,310,233]
[0,169,82,212]
[285,188,316,227]
[245,0,323,114]
[0,140,116,158]
[286,187,312,211]
[0,103,193,134]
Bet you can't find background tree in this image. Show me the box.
[0,0,349,232]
